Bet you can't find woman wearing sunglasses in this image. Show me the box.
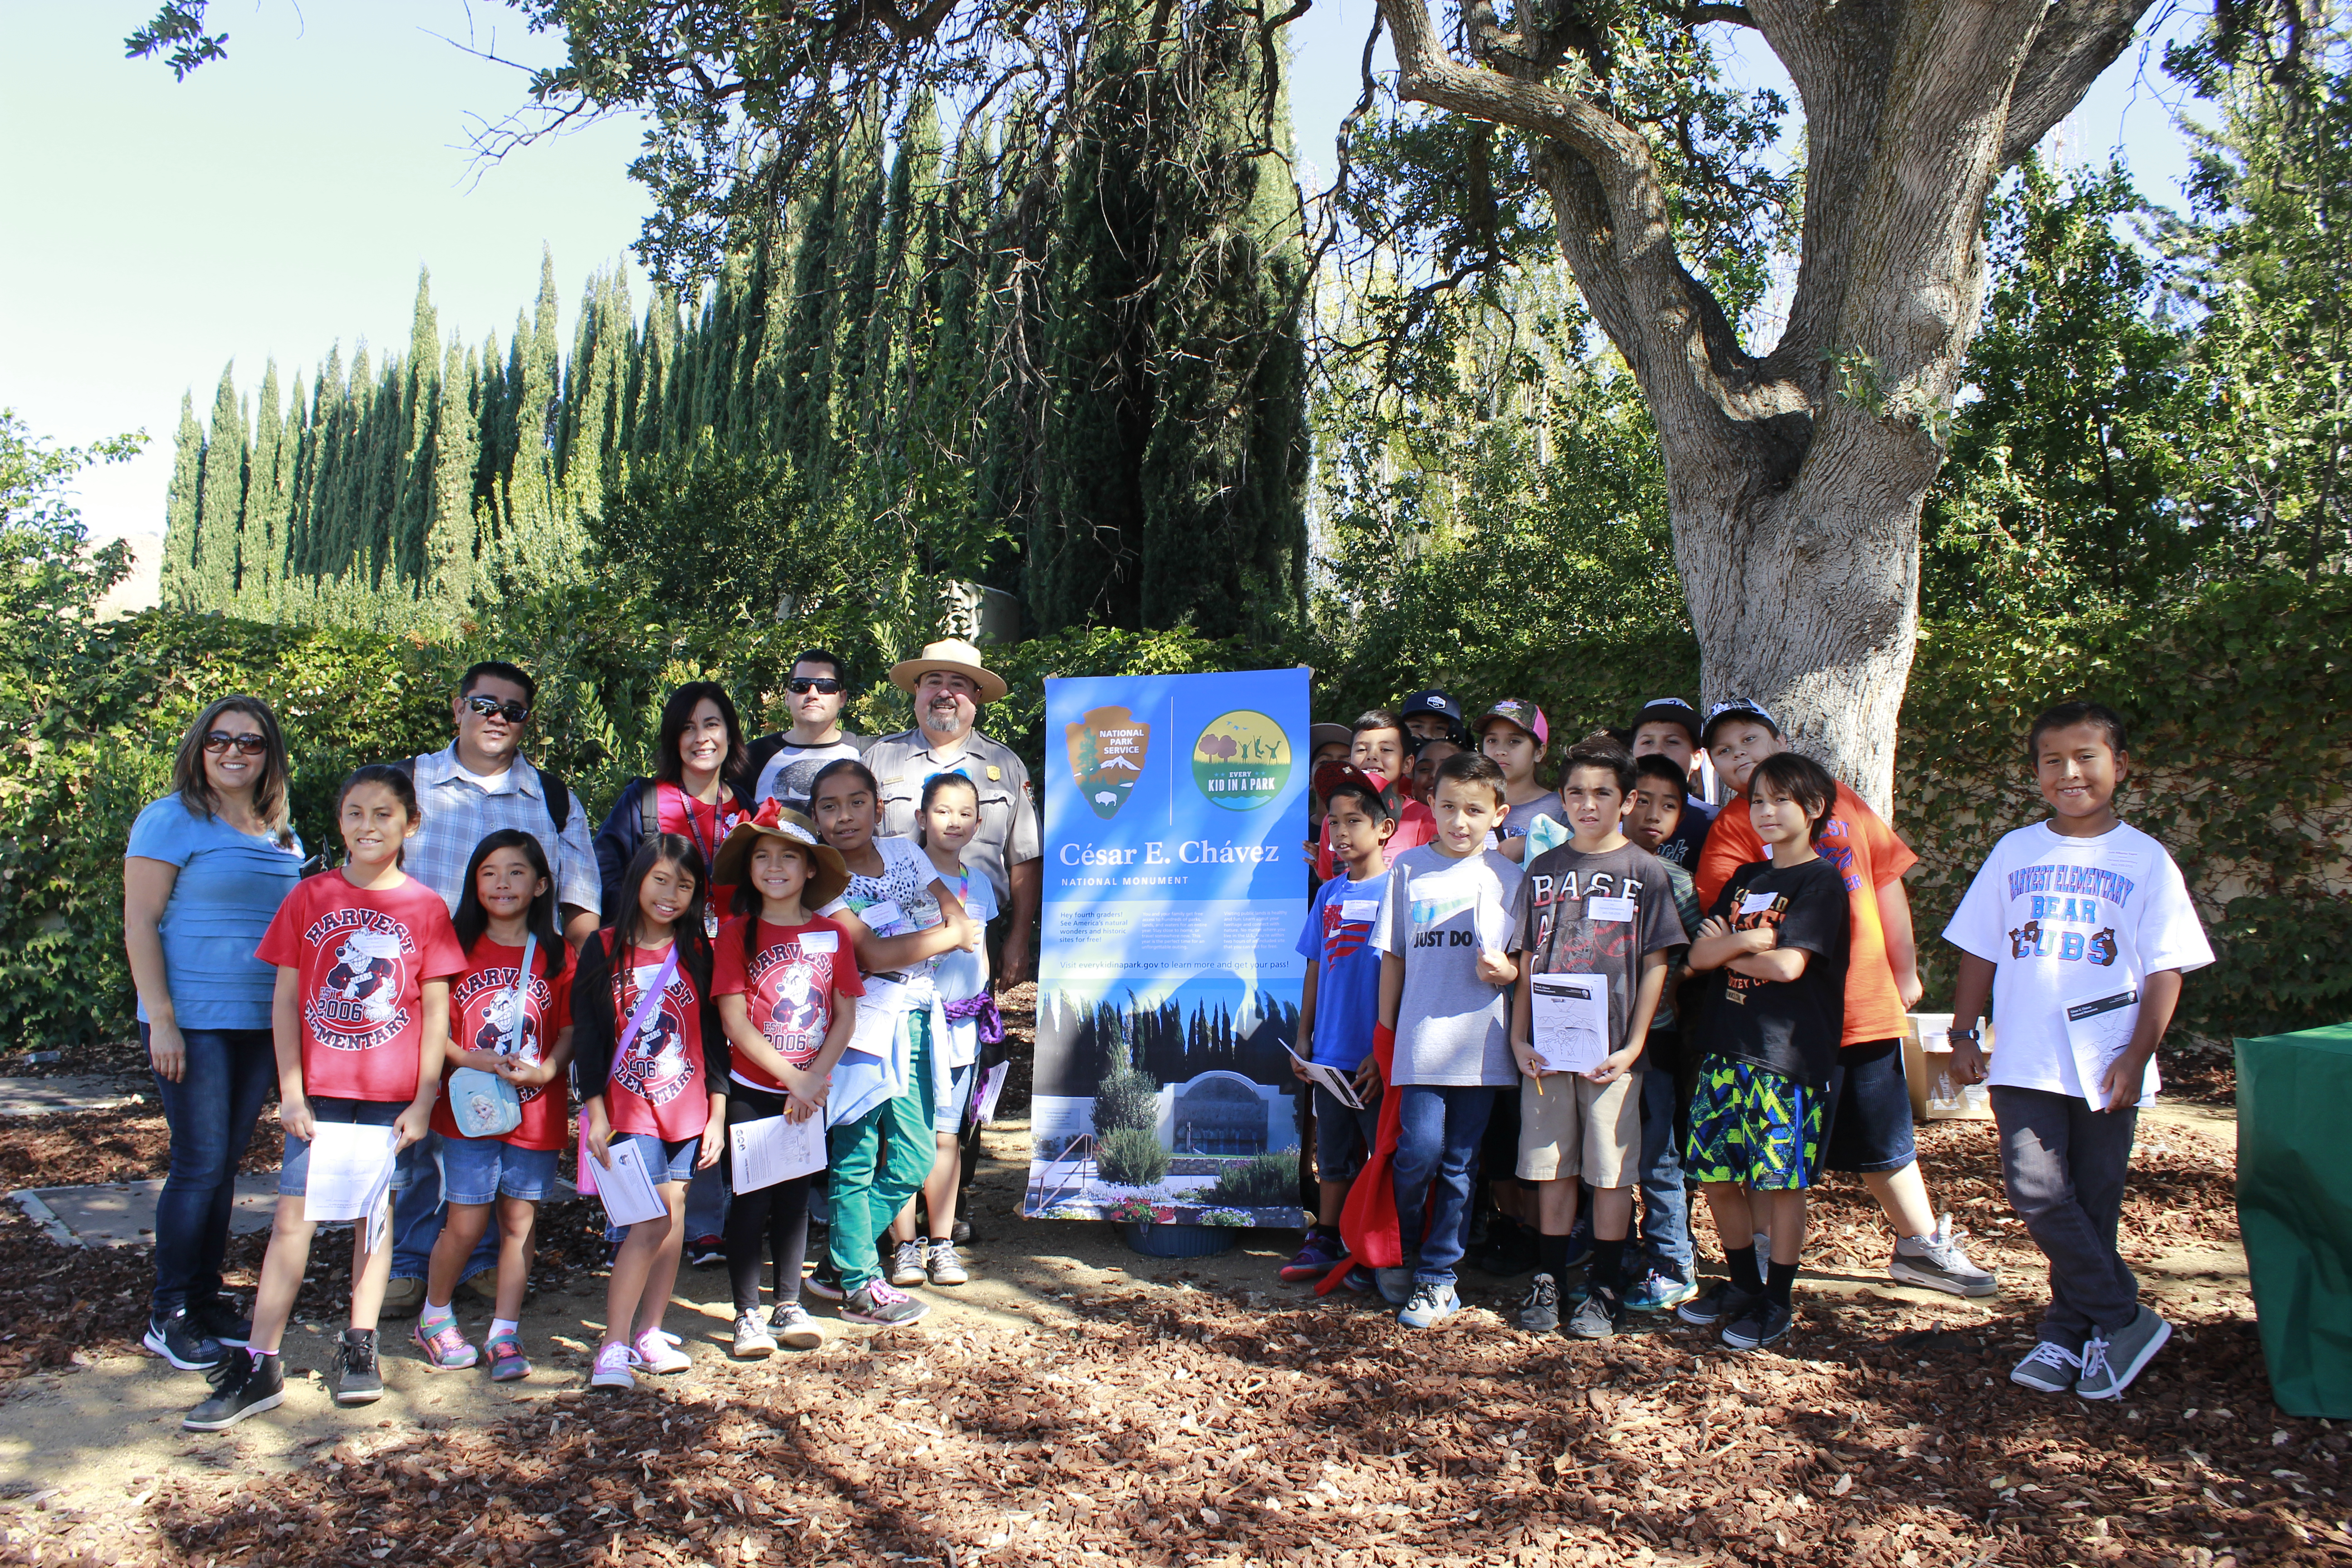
[123,696,305,1374]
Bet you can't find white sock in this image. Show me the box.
[419,1299,456,1332]
[490,1318,520,1341]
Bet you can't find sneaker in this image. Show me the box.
[732,1312,777,1360]
[1279,1230,1347,1284]
[926,1241,970,1286]
[485,1334,531,1383]
[804,1261,846,1302]
[842,1281,931,1326]
[590,1342,635,1390]
[1676,1278,1761,1328]
[951,1216,974,1245]
[1373,1266,1415,1307]
[382,1276,426,1318]
[889,1239,930,1288]
[630,1328,691,1374]
[334,1328,383,1405]
[1339,1265,1374,1294]
[412,1315,479,1370]
[188,1296,252,1348]
[1397,1281,1460,1329]
[2075,1306,2171,1401]
[1889,1214,1999,1298]
[182,1350,284,1431]
[1720,1298,1794,1351]
[1623,1269,1700,1314]
[144,1307,226,1371]
[462,1267,504,1306]
[1568,1286,1625,1340]
[2009,1339,2083,1394]
[1515,1273,1562,1333]
[769,1301,823,1351]
[689,1235,726,1269]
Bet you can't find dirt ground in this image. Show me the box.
[1,1006,2341,1568]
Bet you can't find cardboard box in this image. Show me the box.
[1903,1012,1994,1121]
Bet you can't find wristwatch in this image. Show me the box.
[1946,1025,1981,1043]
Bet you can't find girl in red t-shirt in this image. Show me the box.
[186,764,462,1433]
[575,833,725,1391]
[414,830,574,1381]
[711,804,862,1357]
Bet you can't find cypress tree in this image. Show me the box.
[241,360,291,608]
[397,270,443,588]
[424,343,480,607]
[193,363,249,608]
[779,152,844,475]
[160,391,204,608]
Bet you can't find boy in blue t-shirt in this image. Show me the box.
[1280,766,1396,1282]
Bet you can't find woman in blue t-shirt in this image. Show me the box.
[122,696,304,1372]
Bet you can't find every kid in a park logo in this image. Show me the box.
[1192,709,1290,810]
[1066,705,1150,820]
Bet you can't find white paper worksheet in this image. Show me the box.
[728,1113,829,1193]
[844,978,906,1059]
[594,1138,671,1228]
[2063,984,2156,1107]
[1287,1047,1367,1110]
[1529,973,1610,1074]
[970,1060,1011,1126]
[301,1122,398,1224]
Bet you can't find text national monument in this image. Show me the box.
[1026,669,1311,1227]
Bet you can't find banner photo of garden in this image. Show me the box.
[1024,668,1311,1229]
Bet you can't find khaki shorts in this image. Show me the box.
[1515,1067,1642,1186]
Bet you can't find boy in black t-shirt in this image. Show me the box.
[1677,752,1850,1351]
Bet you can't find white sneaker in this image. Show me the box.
[590,1343,635,1390]
[731,1312,777,1359]
[630,1328,691,1374]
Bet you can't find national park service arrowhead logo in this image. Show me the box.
[1066,705,1150,820]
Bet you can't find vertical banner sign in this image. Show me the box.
[1024,669,1310,1225]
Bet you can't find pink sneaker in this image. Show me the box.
[411,1317,478,1370]
[590,1342,634,1390]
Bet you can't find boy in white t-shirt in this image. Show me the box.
[1942,701,2214,1402]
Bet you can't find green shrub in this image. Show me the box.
[1095,1126,1170,1188]
[1204,1150,1299,1207]
[1093,1060,1162,1136]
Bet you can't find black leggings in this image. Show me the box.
[723,1085,816,1315]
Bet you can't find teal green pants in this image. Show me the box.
[828,1009,938,1291]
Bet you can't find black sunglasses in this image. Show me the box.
[203,731,269,756]
[787,678,845,695]
[464,695,532,724]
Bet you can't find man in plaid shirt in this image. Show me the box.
[386,660,600,1314]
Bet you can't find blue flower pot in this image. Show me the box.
[1119,1221,1238,1258]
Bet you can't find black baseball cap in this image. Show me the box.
[1701,698,1783,746]
[1400,688,1465,725]
[1631,696,1702,748]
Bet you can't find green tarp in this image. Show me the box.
[2236,1021,2352,1419]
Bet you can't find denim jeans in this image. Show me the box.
[147,1024,277,1318]
[390,1135,495,1284]
[1391,1085,1498,1289]
[1635,1057,1695,1282]
[1992,1086,2142,1348]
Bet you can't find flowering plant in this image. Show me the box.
[1109,1197,1175,1225]
[1200,1207,1254,1227]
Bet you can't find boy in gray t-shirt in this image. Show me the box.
[1370,752,1523,1329]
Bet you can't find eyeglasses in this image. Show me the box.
[202,731,269,756]
[787,678,845,695]
[464,696,532,724]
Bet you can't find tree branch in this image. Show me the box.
[2002,0,2161,164]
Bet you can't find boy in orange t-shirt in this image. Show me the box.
[1694,701,1998,1299]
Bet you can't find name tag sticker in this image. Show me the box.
[799,931,838,955]
[1586,895,1636,924]
[1739,891,1779,918]
[860,900,906,932]
[1340,899,1379,923]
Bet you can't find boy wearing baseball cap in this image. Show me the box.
[1694,700,1999,1302]
[1476,700,1565,864]
[1400,689,1469,747]
[1629,698,1716,866]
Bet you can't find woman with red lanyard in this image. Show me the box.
[593,682,758,940]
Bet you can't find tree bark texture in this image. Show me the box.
[1377,0,2152,813]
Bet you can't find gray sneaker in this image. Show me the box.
[1567,1286,1623,1340]
[1888,1213,1999,1298]
[1515,1273,1561,1333]
[925,1240,969,1286]
[2009,1339,2082,1394]
[333,1328,382,1406]
[2075,1306,2171,1401]
[768,1300,823,1351]
[889,1239,930,1289]
[1397,1281,1459,1329]
[731,1311,777,1359]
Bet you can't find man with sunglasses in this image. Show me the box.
[384,659,601,1316]
[747,648,871,811]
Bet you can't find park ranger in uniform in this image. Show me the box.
[866,637,1041,987]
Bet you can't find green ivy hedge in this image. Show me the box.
[7,573,2342,1050]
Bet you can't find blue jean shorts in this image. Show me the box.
[440,1137,560,1205]
[1822,1039,1920,1174]
[935,1063,977,1134]
[613,1131,699,1186]
[279,1097,412,1198]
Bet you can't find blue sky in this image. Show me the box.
[6,1,2204,547]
